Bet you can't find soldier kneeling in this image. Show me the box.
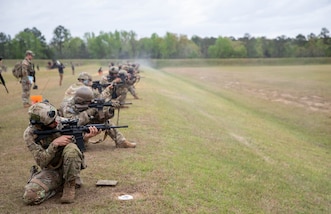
[22,101,99,205]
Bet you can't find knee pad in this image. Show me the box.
[23,182,46,205]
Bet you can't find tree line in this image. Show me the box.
[0,25,330,59]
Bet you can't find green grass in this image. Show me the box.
[0,61,330,213]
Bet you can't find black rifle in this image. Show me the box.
[91,80,124,93]
[0,72,9,93]
[33,119,128,152]
[88,98,132,119]
[89,98,132,109]
[88,98,115,109]
[89,98,115,119]
[91,81,112,93]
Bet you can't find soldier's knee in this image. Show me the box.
[23,182,46,205]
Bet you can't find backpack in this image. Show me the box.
[12,61,23,79]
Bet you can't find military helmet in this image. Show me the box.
[128,67,134,73]
[26,50,35,56]
[118,69,128,76]
[109,66,119,74]
[77,72,92,81]
[74,86,94,109]
[28,102,57,126]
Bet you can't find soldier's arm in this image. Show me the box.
[22,60,29,77]
[23,126,59,169]
[100,86,113,99]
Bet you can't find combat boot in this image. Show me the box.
[60,180,76,204]
[117,140,136,148]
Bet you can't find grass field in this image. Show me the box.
[0,61,330,213]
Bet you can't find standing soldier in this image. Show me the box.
[57,62,65,86]
[21,50,35,108]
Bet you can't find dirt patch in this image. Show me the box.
[232,84,331,113]
[163,67,331,113]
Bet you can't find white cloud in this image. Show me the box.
[0,0,330,41]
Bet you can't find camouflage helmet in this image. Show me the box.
[74,86,94,109]
[128,67,134,73]
[25,50,35,56]
[109,66,119,74]
[77,72,92,81]
[28,102,57,126]
[118,69,128,76]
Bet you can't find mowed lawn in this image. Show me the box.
[0,63,330,213]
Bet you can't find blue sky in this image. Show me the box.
[1,0,330,42]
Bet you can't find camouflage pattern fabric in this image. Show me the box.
[59,82,86,115]
[60,82,106,116]
[62,98,127,145]
[128,85,137,97]
[21,58,33,105]
[114,84,128,104]
[23,169,61,205]
[22,119,83,205]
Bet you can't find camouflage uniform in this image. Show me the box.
[21,52,34,106]
[126,67,139,99]
[23,103,84,205]
[99,66,119,98]
[59,82,85,116]
[62,86,130,147]
[59,72,98,116]
[113,69,129,104]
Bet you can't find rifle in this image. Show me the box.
[91,80,124,93]
[91,81,112,93]
[135,75,144,84]
[33,119,128,152]
[88,98,132,119]
[89,98,132,109]
[0,72,9,93]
